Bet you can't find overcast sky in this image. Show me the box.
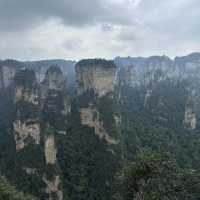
[0,0,199,61]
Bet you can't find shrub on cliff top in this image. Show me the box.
[76,59,116,68]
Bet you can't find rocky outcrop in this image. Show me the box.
[41,65,71,200]
[25,59,76,83]
[43,175,63,200]
[43,132,63,200]
[42,65,67,91]
[76,59,116,97]
[44,134,57,164]
[14,120,40,151]
[115,53,200,88]
[184,96,197,130]
[0,60,24,89]
[80,106,118,144]
[13,69,40,151]
[76,59,119,144]
[0,66,17,89]
[115,55,173,87]
[144,69,166,105]
[41,65,71,131]
[115,53,200,128]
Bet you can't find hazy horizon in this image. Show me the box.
[1,51,200,63]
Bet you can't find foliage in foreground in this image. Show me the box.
[0,176,37,200]
[113,152,200,200]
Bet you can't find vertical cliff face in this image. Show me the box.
[76,59,116,97]
[11,65,71,199]
[41,65,70,200]
[43,133,61,199]
[118,65,139,87]
[116,55,200,128]
[184,96,197,130]
[80,105,118,144]
[0,66,16,89]
[76,59,119,144]
[144,69,166,106]
[0,60,24,89]
[115,56,173,87]
[12,69,44,198]
[43,175,63,200]
[44,134,57,165]
[41,65,71,131]
[13,69,40,151]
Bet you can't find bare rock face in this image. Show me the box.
[43,130,63,200]
[0,66,17,89]
[184,96,197,130]
[43,65,67,91]
[44,134,57,164]
[14,69,39,103]
[43,175,63,200]
[42,65,71,132]
[43,133,63,200]
[76,59,119,144]
[118,65,139,87]
[76,59,116,97]
[14,120,40,151]
[41,65,71,200]
[115,56,173,88]
[144,69,166,106]
[80,106,118,144]
[0,59,24,89]
[13,69,40,151]
[15,85,38,104]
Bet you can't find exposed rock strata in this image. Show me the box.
[76,59,116,97]
[13,69,40,151]
[76,59,118,144]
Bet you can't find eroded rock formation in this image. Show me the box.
[184,96,197,130]
[44,134,57,164]
[76,59,116,97]
[13,69,40,151]
[41,65,70,200]
[76,59,119,144]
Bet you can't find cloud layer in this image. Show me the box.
[0,0,199,60]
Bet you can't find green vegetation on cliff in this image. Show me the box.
[76,59,116,68]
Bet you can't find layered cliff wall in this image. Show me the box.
[12,65,71,200]
[12,69,44,197]
[13,69,40,151]
[41,65,70,200]
[76,59,116,97]
[76,59,119,144]
[115,53,200,129]
[184,96,197,130]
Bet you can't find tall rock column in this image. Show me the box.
[75,59,119,144]
[74,59,121,200]
[184,96,197,130]
[41,65,70,200]
[13,69,40,151]
[13,69,44,196]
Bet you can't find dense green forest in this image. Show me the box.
[0,176,37,200]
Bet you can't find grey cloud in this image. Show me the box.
[0,0,133,31]
[0,0,200,60]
